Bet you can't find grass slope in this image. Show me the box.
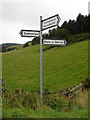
[2,40,88,92]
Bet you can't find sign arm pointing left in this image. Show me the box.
[19,30,40,37]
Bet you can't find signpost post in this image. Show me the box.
[19,14,67,106]
[40,14,60,105]
[40,16,43,105]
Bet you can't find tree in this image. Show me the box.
[76,13,85,33]
[61,21,68,29]
[88,14,90,32]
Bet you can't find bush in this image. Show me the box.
[82,78,90,90]
[31,37,40,45]
[43,94,69,112]
[48,28,69,40]
[23,42,29,48]
[68,34,89,44]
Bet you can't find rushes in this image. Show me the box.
[72,90,88,109]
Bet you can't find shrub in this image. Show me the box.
[23,42,29,48]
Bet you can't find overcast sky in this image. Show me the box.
[0,0,89,44]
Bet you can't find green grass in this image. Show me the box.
[2,40,88,91]
[2,105,88,118]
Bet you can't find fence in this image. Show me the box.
[1,77,88,99]
[64,83,83,99]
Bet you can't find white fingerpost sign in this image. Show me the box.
[43,39,67,46]
[42,14,60,30]
[19,30,40,37]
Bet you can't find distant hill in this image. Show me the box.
[0,43,21,52]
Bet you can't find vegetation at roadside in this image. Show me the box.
[2,106,88,118]
[2,74,89,118]
[2,87,88,118]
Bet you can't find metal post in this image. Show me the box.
[40,16,43,105]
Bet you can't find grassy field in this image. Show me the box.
[2,39,89,118]
[2,40,88,91]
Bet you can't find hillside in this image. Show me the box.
[0,43,20,52]
[2,40,88,92]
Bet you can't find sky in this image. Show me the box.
[0,0,89,44]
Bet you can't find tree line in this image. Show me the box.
[61,13,89,34]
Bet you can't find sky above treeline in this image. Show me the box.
[0,0,89,44]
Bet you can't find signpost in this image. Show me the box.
[43,39,67,46]
[19,30,40,37]
[19,14,67,106]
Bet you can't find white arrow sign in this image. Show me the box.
[43,39,67,46]
[41,14,60,30]
[19,30,40,37]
